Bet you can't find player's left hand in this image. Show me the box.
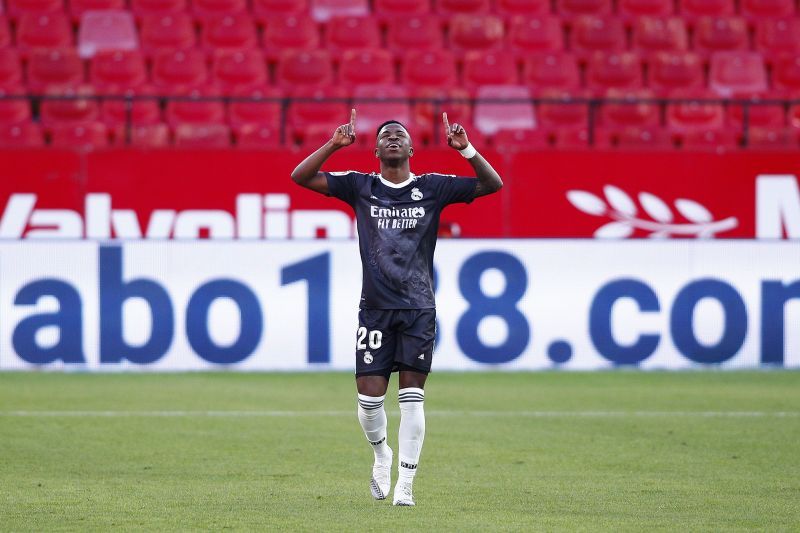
[443,112,469,150]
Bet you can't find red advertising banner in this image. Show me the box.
[1,149,799,239]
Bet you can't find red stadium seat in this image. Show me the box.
[522,52,580,92]
[772,55,800,95]
[401,50,457,88]
[326,16,381,55]
[474,85,535,135]
[352,84,412,139]
[152,49,208,94]
[556,0,611,18]
[648,52,704,95]
[491,128,550,152]
[0,121,44,147]
[69,0,125,20]
[618,0,673,19]
[27,48,84,92]
[174,123,231,148]
[131,0,187,19]
[463,51,519,93]
[0,86,30,123]
[166,88,226,127]
[50,121,109,149]
[5,0,63,18]
[614,127,673,149]
[600,88,659,128]
[275,49,334,88]
[310,0,369,23]
[0,16,11,47]
[77,10,138,59]
[114,123,171,147]
[373,0,429,21]
[201,14,259,52]
[727,97,786,128]
[91,50,147,92]
[253,0,308,24]
[287,85,349,141]
[212,50,268,94]
[538,89,589,130]
[40,85,100,126]
[101,86,163,126]
[262,16,320,62]
[436,0,489,16]
[632,17,689,58]
[678,0,734,21]
[228,85,282,128]
[339,48,395,87]
[410,86,471,144]
[0,49,24,87]
[16,13,73,52]
[386,16,443,57]
[553,127,611,149]
[666,90,725,134]
[755,18,800,58]
[495,0,549,18]
[693,17,749,57]
[586,52,643,94]
[571,16,626,58]
[506,16,564,57]
[234,124,282,149]
[682,129,739,152]
[741,0,796,20]
[709,52,768,97]
[449,14,505,55]
[140,14,196,57]
[192,0,246,21]
[745,128,797,150]
[790,104,800,130]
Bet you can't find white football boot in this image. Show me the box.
[370,449,392,500]
[392,481,415,506]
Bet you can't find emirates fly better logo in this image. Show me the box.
[567,185,739,239]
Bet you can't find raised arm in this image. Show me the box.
[290,109,357,195]
[443,112,503,198]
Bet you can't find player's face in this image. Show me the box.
[375,124,413,162]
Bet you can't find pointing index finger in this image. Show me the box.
[350,108,356,128]
[442,112,450,135]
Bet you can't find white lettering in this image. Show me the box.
[756,174,800,239]
[174,211,235,239]
[0,193,35,238]
[265,194,289,239]
[85,193,111,239]
[236,194,261,239]
[26,209,83,238]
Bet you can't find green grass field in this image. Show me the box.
[1,371,799,532]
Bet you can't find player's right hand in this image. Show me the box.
[331,108,356,148]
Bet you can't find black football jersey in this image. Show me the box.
[326,171,477,309]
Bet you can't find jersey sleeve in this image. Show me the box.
[431,173,478,206]
[324,171,361,206]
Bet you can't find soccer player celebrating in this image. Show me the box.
[291,109,502,506]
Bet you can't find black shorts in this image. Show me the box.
[354,308,436,378]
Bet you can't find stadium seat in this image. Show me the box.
[632,17,689,58]
[618,0,673,19]
[401,50,458,88]
[506,16,564,57]
[152,49,209,94]
[352,84,412,139]
[571,16,626,58]
[40,85,100,126]
[212,50,268,94]
[5,0,63,19]
[0,121,44,147]
[586,52,643,94]
[678,0,735,21]
[140,14,196,57]
[228,85,282,129]
[709,52,768,98]
[0,49,24,86]
[600,88,659,128]
[522,52,580,91]
[174,123,231,148]
[613,126,673,149]
[101,86,162,126]
[91,50,148,92]
[549,127,609,149]
[666,90,725,134]
[253,0,308,24]
[275,49,334,89]
[693,17,749,57]
[741,0,796,20]
[166,88,226,127]
[326,16,381,55]
[77,10,138,59]
[0,86,30,123]
[50,121,109,149]
[728,99,785,131]
[648,52,704,95]
[310,0,369,23]
[491,128,550,152]
[755,18,800,58]
[262,16,320,62]
[435,0,489,16]
[192,0,247,21]
[16,13,73,52]
[745,128,797,150]
[474,85,536,135]
[0,16,11,47]
[495,0,549,19]
[373,0,429,21]
[790,104,800,130]
[410,86,471,144]
[27,48,85,92]
[339,49,395,87]
[448,14,505,55]
[201,14,259,52]
[234,123,282,149]
[556,0,612,18]
[131,0,187,19]
[682,129,739,151]
[463,51,519,93]
[287,85,349,142]
[386,16,443,57]
[537,89,589,130]
[69,0,125,21]
[772,55,800,95]
[114,123,171,147]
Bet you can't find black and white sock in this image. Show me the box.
[398,387,425,484]
[357,393,391,464]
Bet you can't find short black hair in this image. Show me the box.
[375,120,408,138]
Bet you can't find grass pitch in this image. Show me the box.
[1,371,799,532]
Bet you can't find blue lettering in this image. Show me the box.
[761,280,800,366]
[280,253,330,363]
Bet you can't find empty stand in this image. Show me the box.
[522,52,581,91]
[152,49,209,94]
[228,85,282,129]
[114,123,171,147]
[410,86,471,143]
[386,16,443,57]
[586,52,643,94]
[678,0,735,21]
[91,50,147,92]
[174,123,231,148]
[310,0,368,23]
[339,49,395,87]
[693,17,749,56]
[262,16,320,61]
[287,85,349,141]
[682,129,739,151]
[436,0,489,16]
[756,18,800,58]
[40,85,100,126]
[648,52,704,95]
[463,51,519,93]
[235,123,282,149]
[5,0,63,19]
[166,88,227,127]
[571,16,626,58]
[746,128,797,150]
[192,0,247,21]
[473,85,536,135]
[101,86,162,126]
[0,122,44,147]
[601,89,659,128]
[0,15,10,47]
[728,97,786,129]
[666,90,725,134]
[253,0,308,23]
[614,126,674,149]
[78,10,138,58]
[50,121,109,149]
[326,15,381,54]
[69,0,126,20]
[401,50,458,88]
[506,16,564,56]
[491,128,550,152]
[741,0,796,20]
[538,89,590,130]
[212,50,269,94]
[16,12,73,52]
[140,14,196,56]
[632,17,689,58]
[772,55,800,95]
[0,49,24,87]
[276,49,333,88]
[131,0,187,18]
[201,14,259,52]
[495,0,549,18]
[0,86,30,123]
[618,0,673,18]
[709,52,768,97]
[373,0,429,21]
[449,14,505,55]
[27,48,84,92]
[352,84,411,138]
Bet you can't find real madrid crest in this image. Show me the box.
[411,187,423,201]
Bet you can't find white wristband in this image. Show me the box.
[459,143,477,159]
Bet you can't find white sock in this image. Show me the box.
[397,387,425,484]
[357,394,391,464]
